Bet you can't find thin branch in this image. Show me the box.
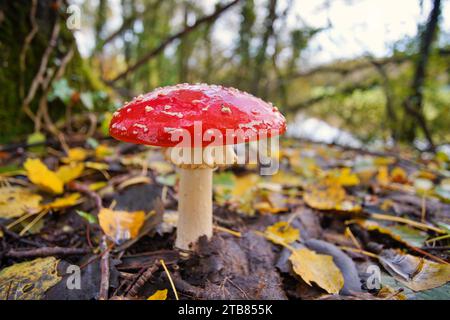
[21,16,61,125]
[107,0,240,84]
[6,246,90,258]
[99,236,111,300]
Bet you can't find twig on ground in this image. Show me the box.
[126,261,161,298]
[68,181,103,212]
[5,246,90,258]
[0,225,44,247]
[99,236,111,300]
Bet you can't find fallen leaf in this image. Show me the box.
[44,193,81,210]
[325,168,360,186]
[379,249,450,291]
[147,289,168,300]
[149,161,174,174]
[0,186,42,218]
[98,208,146,244]
[56,163,85,184]
[270,171,301,187]
[376,166,390,185]
[95,144,113,159]
[303,183,361,213]
[391,167,408,184]
[357,220,428,247]
[265,221,300,245]
[289,247,344,294]
[24,158,63,194]
[76,210,98,224]
[414,178,434,193]
[0,257,61,300]
[62,148,88,163]
[85,161,109,171]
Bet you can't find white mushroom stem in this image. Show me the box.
[164,145,237,250]
[176,167,213,250]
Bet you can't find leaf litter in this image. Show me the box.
[0,132,449,300]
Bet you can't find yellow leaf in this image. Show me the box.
[56,163,85,184]
[289,248,344,294]
[149,161,174,175]
[265,221,300,245]
[95,144,113,159]
[374,157,395,166]
[43,193,81,210]
[0,257,61,300]
[24,158,63,194]
[270,171,301,187]
[391,167,408,184]
[88,181,107,191]
[376,166,390,186]
[303,183,361,213]
[147,289,168,300]
[0,187,42,218]
[379,249,450,291]
[98,208,145,243]
[62,148,88,163]
[326,168,360,186]
[232,174,260,198]
[86,161,109,171]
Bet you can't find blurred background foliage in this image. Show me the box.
[0,0,449,149]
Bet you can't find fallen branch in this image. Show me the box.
[99,236,110,300]
[5,246,90,258]
[126,261,160,298]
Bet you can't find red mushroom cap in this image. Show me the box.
[109,83,286,147]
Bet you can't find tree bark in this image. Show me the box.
[401,0,442,149]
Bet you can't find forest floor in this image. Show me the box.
[0,133,449,300]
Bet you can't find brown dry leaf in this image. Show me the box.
[0,186,42,218]
[289,248,344,294]
[379,249,450,292]
[98,208,146,244]
[55,163,85,184]
[265,221,300,245]
[0,257,61,300]
[24,158,63,194]
[147,289,168,300]
[303,183,361,213]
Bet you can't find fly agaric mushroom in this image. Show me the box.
[110,83,286,250]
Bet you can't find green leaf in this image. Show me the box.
[80,92,94,110]
[156,174,177,186]
[387,225,429,247]
[27,132,46,154]
[49,79,74,103]
[76,210,98,224]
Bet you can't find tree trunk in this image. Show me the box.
[401,0,441,149]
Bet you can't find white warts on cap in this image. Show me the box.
[133,123,149,133]
[162,110,184,118]
[221,105,232,114]
[145,106,154,112]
